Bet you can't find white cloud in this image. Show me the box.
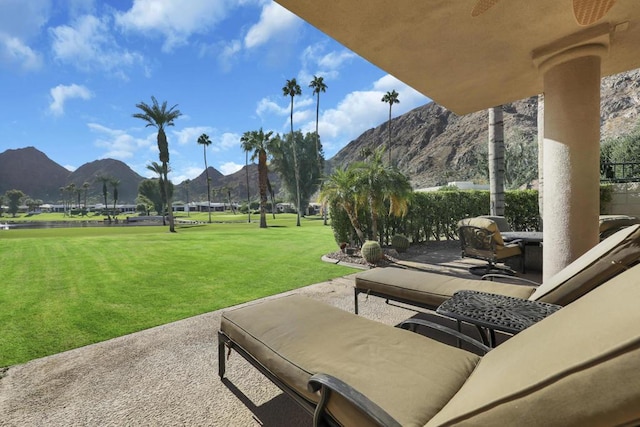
[298,75,429,156]
[244,2,301,49]
[172,126,215,146]
[215,132,241,152]
[88,122,152,160]
[171,166,205,184]
[0,35,43,70]
[216,39,242,72]
[115,0,232,52]
[318,50,355,70]
[0,0,50,39]
[298,43,354,84]
[219,161,243,175]
[49,83,93,116]
[256,97,288,118]
[50,14,145,78]
[0,0,49,71]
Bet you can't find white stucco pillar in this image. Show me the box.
[542,54,601,280]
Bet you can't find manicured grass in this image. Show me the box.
[0,215,358,367]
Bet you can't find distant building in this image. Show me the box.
[415,181,489,192]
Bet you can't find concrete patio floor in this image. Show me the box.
[0,242,542,426]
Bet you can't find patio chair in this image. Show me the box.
[599,214,640,240]
[354,223,640,314]
[457,217,524,275]
[218,263,640,426]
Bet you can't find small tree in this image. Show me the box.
[5,189,24,217]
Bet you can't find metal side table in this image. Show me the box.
[436,290,561,347]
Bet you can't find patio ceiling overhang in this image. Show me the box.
[275,0,640,115]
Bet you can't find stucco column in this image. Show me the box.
[542,54,601,280]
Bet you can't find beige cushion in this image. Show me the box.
[427,263,640,426]
[530,223,640,305]
[599,214,639,234]
[478,215,512,232]
[458,217,504,246]
[355,267,535,309]
[221,295,480,427]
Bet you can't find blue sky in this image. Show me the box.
[0,0,430,183]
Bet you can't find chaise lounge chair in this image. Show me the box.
[218,263,640,426]
[354,223,640,314]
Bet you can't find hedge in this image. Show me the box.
[330,187,612,246]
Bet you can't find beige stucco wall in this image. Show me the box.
[607,183,640,216]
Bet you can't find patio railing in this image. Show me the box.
[600,161,640,183]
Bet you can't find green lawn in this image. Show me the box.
[0,215,358,367]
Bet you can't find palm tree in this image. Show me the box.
[67,183,75,209]
[353,147,412,242]
[133,96,182,232]
[488,106,505,216]
[96,176,110,219]
[184,179,190,217]
[197,133,213,223]
[310,75,328,224]
[110,179,120,217]
[82,182,90,211]
[320,166,367,244]
[309,76,327,167]
[241,128,274,228]
[381,90,400,165]
[282,78,302,226]
[147,161,167,225]
[244,149,251,224]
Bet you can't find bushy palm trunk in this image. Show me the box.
[488,106,505,216]
[158,129,175,232]
[258,150,268,228]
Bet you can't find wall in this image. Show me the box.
[607,182,640,216]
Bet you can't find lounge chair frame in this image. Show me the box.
[218,319,489,427]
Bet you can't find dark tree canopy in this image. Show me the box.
[270,131,324,214]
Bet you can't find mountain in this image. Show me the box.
[174,164,281,204]
[329,68,640,188]
[67,159,145,205]
[0,147,70,202]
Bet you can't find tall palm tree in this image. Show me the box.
[197,133,213,223]
[282,78,302,226]
[133,96,182,232]
[381,90,400,165]
[488,106,505,216]
[310,75,328,224]
[241,128,274,228]
[244,150,251,223]
[309,76,327,166]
